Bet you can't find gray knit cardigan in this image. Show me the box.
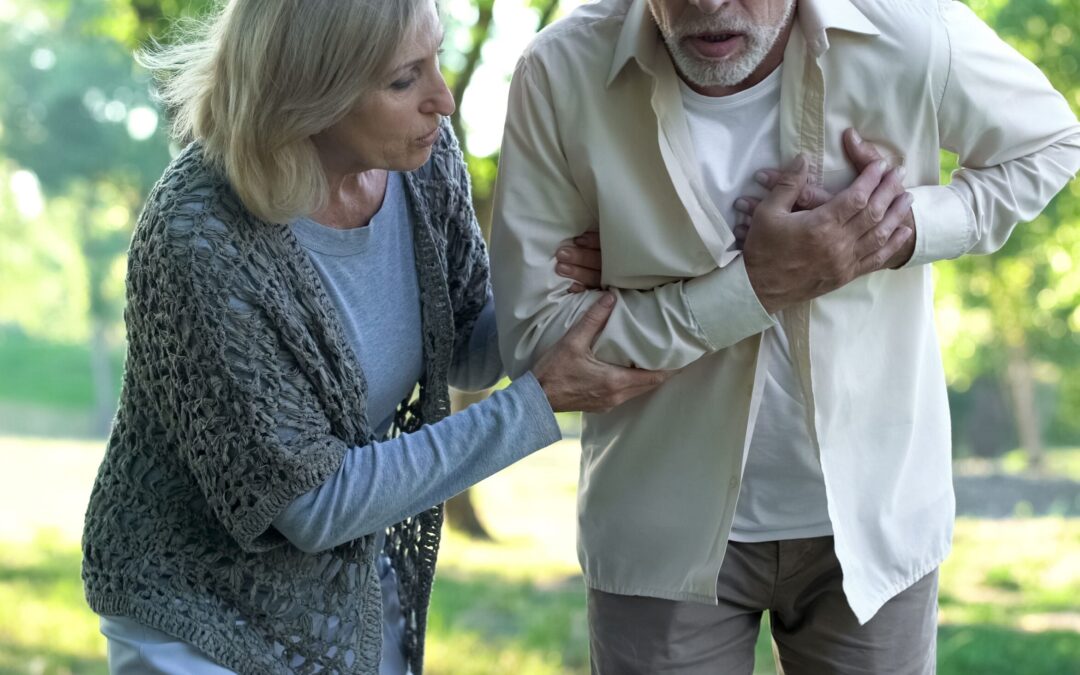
[81,120,490,674]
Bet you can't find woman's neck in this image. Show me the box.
[311,169,389,230]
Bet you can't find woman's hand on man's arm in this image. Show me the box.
[531,293,677,414]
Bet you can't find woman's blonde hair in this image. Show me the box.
[140,0,425,223]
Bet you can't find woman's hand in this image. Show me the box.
[532,293,677,413]
[555,231,602,293]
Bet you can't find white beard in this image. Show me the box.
[662,0,795,89]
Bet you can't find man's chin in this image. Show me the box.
[677,56,756,90]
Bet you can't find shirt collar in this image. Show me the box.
[607,0,880,87]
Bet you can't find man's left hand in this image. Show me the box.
[556,230,603,292]
[734,129,917,269]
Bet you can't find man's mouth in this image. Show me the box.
[696,33,740,42]
[685,32,745,59]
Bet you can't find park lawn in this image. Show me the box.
[0,436,1077,674]
[0,334,123,410]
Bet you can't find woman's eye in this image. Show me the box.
[390,78,415,91]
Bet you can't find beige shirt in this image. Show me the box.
[490,0,1080,622]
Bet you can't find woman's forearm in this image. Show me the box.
[272,373,560,553]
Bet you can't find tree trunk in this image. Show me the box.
[537,0,561,29]
[444,388,495,539]
[77,191,118,437]
[1004,342,1045,473]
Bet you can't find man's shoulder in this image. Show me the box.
[846,0,946,29]
[519,0,630,76]
[819,0,949,70]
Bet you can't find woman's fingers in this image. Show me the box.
[532,295,678,413]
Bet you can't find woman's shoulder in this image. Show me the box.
[131,143,260,285]
[142,143,241,228]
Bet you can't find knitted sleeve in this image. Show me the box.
[130,182,350,553]
[430,122,493,366]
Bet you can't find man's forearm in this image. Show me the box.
[904,134,1080,268]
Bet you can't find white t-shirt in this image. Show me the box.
[679,66,833,542]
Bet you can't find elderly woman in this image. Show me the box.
[80,1,671,673]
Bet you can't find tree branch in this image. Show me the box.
[537,0,561,30]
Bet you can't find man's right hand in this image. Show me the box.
[742,151,913,314]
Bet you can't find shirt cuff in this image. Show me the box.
[512,371,563,447]
[683,255,777,351]
[902,184,976,268]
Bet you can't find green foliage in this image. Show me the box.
[934,1,1080,447]
[0,0,176,350]
[0,0,171,195]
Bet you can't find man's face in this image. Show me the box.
[648,0,795,90]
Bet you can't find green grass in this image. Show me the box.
[0,333,122,410]
[0,436,1077,674]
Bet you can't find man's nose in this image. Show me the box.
[688,0,730,13]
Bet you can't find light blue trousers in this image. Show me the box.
[100,615,235,674]
[100,611,409,674]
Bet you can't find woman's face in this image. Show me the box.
[313,3,454,176]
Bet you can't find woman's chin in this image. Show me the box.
[397,146,435,172]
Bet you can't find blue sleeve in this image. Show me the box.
[272,373,560,553]
[448,293,504,392]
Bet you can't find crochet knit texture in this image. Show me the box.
[82,121,490,675]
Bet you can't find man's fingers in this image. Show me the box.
[754,169,832,210]
[573,230,601,250]
[853,192,913,259]
[563,293,616,350]
[842,128,887,171]
[758,154,810,214]
[734,196,761,217]
[557,263,602,290]
[821,159,888,225]
[865,166,907,224]
[557,245,602,271]
[733,224,749,249]
[855,196,915,275]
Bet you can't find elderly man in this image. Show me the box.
[490,0,1080,672]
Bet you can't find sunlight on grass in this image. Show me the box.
[0,534,107,675]
[939,517,1080,633]
[0,436,103,544]
[0,435,1076,674]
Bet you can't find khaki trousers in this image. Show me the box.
[588,537,938,675]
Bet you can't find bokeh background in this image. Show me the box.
[0,0,1078,673]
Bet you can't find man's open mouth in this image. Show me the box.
[685,32,745,58]
[694,33,741,43]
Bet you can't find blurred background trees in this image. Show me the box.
[0,0,1078,501]
[0,2,1077,673]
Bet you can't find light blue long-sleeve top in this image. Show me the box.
[100,171,561,674]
